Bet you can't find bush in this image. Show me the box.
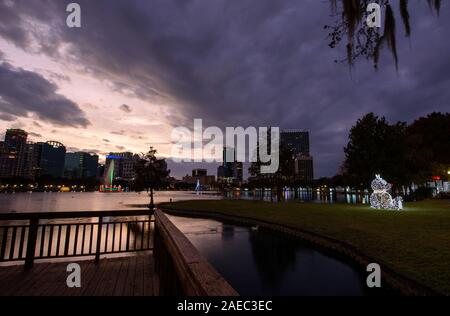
[437,192,450,200]
[404,187,434,202]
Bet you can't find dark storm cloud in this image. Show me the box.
[0,62,90,127]
[28,132,42,138]
[1,0,449,176]
[119,104,132,113]
[0,113,15,121]
[67,147,103,155]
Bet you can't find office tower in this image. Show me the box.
[64,152,99,179]
[0,129,28,178]
[217,147,243,184]
[192,169,207,177]
[295,154,314,184]
[38,141,66,178]
[23,141,43,179]
[280,130,310,156]
[104,152,139,181]
[281,130,314,183]
[183,169,215,187]
[83,153,99,178]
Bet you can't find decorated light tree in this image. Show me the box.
[370,175,403,210]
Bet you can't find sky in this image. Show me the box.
[0,0,449,179]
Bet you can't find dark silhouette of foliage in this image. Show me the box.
[406,112,450,181]
[343,112,449,189]
[134,147,170,211]
[343,113,408,188]
[326,0,441,69]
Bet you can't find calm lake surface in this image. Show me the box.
[0,191,220,213]
[168,214,370,296]
[0,190,370,213]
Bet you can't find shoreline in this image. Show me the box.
[160,205,441,296]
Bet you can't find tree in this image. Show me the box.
[134,147,170,211]
[326,0,441,69]
[343,113,408,189]
[342,112,449,189]
[406,112,450,181]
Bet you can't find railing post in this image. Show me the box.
[24,218,39,270]
[95,216,103,264]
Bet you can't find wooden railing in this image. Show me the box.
[154,210,238,296]
[1,209,238,296]
[0,210,154,268]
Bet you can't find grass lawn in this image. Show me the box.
[160,199,450,295]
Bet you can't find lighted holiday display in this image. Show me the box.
[370,175,403,210]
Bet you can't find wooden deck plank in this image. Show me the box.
[96,259,123,296]
[0,252,156,296]
[123,255,138,296]
[133,254,144,296]
[112,255,131,296]
[59,259,98,296]
[145,253,158,296]
[2,263,52,296]
[81,258,112,296]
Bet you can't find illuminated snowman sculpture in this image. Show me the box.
[370,175,403,210]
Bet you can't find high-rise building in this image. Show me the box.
[192,169,207,177]
[38,141,66,178]
[0,129,28,178]
[64,152,99,179]
[23,141,43,179]
[217,147,243,184]
[295,154,314,184]
[281,130,314,183]
[83,153,99,178]
[0,129,67,180]
[280,130,310,155]
[104,152,139,182]
[183,169,215,187]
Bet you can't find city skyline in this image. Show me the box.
[0,1,449,179]
[0,1,449,300]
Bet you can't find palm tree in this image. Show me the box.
[326,0,441,69]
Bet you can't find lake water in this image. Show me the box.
[0,190,370,213]
[168,214,372,296]
[0,191,220,213]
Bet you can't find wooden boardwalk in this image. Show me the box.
[0,252,159,296]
